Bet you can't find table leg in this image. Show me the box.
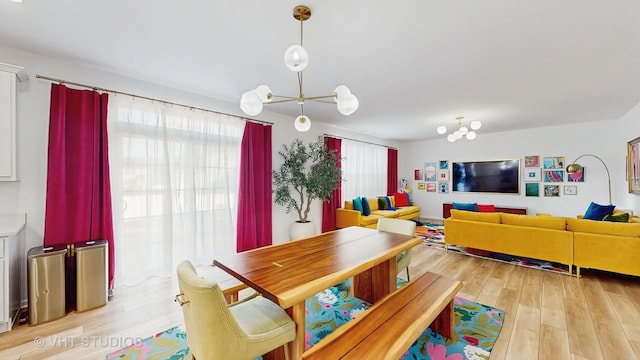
[352,258,396,303]
[290,302,306,360]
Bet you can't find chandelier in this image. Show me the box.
[239,5,359,132]
[437,116,482,142]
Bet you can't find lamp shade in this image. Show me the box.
[566,163,583,173]
[334,85,352,101]
[294,115,311,132]
[447,134,456,142]
[437,125,447,134]
[240,90,263,116]
[470,120,482,130]
[337,93,359,115]
[284,45,309,72]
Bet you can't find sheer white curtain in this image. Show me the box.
[341,139,388,201]
[107,95,245,285]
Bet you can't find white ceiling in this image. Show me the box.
[1,0,639,142]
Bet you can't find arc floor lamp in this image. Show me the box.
[566,154,612,204]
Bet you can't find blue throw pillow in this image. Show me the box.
[352,197,363,214]
[453,202,478,212]
[362,197,371,216]
[583,202,615,220]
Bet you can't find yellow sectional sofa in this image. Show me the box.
[567,218,640,278]
[444,210,574,273]
[444,209,640,278]
[336,196,421,229]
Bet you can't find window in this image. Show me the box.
[108,96,245,285]
[341,139,388,200]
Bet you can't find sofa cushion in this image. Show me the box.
[394,192,410,207]
[453,202,478,212]
[352,197,363,214]
[583,202,615,220]
[362,197,371,216]
[360,214,382,227]
[394,206,420,217]
[603,212,630,222]
[500,213,567,230]
[477,204,496,212]
[449,209,501,223]
[370,209,400,218]
[567,217,640,237]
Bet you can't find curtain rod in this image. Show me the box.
[35,74,273,126]
[324,133,397,150]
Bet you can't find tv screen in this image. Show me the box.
[452,159,520,194]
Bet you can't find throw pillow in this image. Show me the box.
[603,212,629,222]
[361,197,371,216]
[477,204,496,212]
[384,196,398,210]
[352,197,363,214]
[377,197,388,210]
[453,202,478,212]
[583,201,615,221]
[394,192,409,207]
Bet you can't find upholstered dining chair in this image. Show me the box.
[175,260,296,360]
[377,218,417,281]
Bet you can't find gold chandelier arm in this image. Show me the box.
[267,98,299,104]
[307,99,337,104]
[305,95,337,101]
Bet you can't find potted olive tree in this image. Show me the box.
[273,137,342,240]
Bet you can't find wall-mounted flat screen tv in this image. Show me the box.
[452,159,520,194]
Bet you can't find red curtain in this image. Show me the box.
[44,84,115,289]
[387,148,398,195]
[236,122,272,252]
[321,136,342,232]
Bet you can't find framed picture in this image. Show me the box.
[439,160,449,170]
[628,136,640,194]
[543,156,565,169]
[568,167,585,182]
[437,170,450,182]
[544,170,564,182]
[525,183,539,197]
[424,162,437,181]
[564,185,577,195]
[524,155,540,167]
[414,169,423,181]
[544,184,560,197]
[438,182,449,194]
[426,183,436,192]
[417,182,425,190]
[524,168,541,182]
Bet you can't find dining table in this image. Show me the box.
[214,226,423,360]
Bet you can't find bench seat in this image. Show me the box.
[301,272,463,359]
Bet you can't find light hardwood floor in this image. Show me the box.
[1,244,640,359]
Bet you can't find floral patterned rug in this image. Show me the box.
[107,280,505,360]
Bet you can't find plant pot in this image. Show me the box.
[289,221,318,241]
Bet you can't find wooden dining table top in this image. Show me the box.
[213,226,422,309]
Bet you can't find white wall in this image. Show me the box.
[400,116,640,219]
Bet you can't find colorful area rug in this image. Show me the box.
[417,223,571,275]
[107,280,505,360]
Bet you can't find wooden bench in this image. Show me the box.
[301,272,463,360]
[195,264,248,303]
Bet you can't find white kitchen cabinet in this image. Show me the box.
[0,70,17,181]
[0,214,26,333]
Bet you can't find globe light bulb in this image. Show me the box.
[470,120,482,130]
[284,45,309,72]
[337,93,359,115]
[459,126,468,134]
[240,90,263,116]
[466,131,477,140]
[447,134,456,142]
[437,125,447,134]
[294,115,311,132]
